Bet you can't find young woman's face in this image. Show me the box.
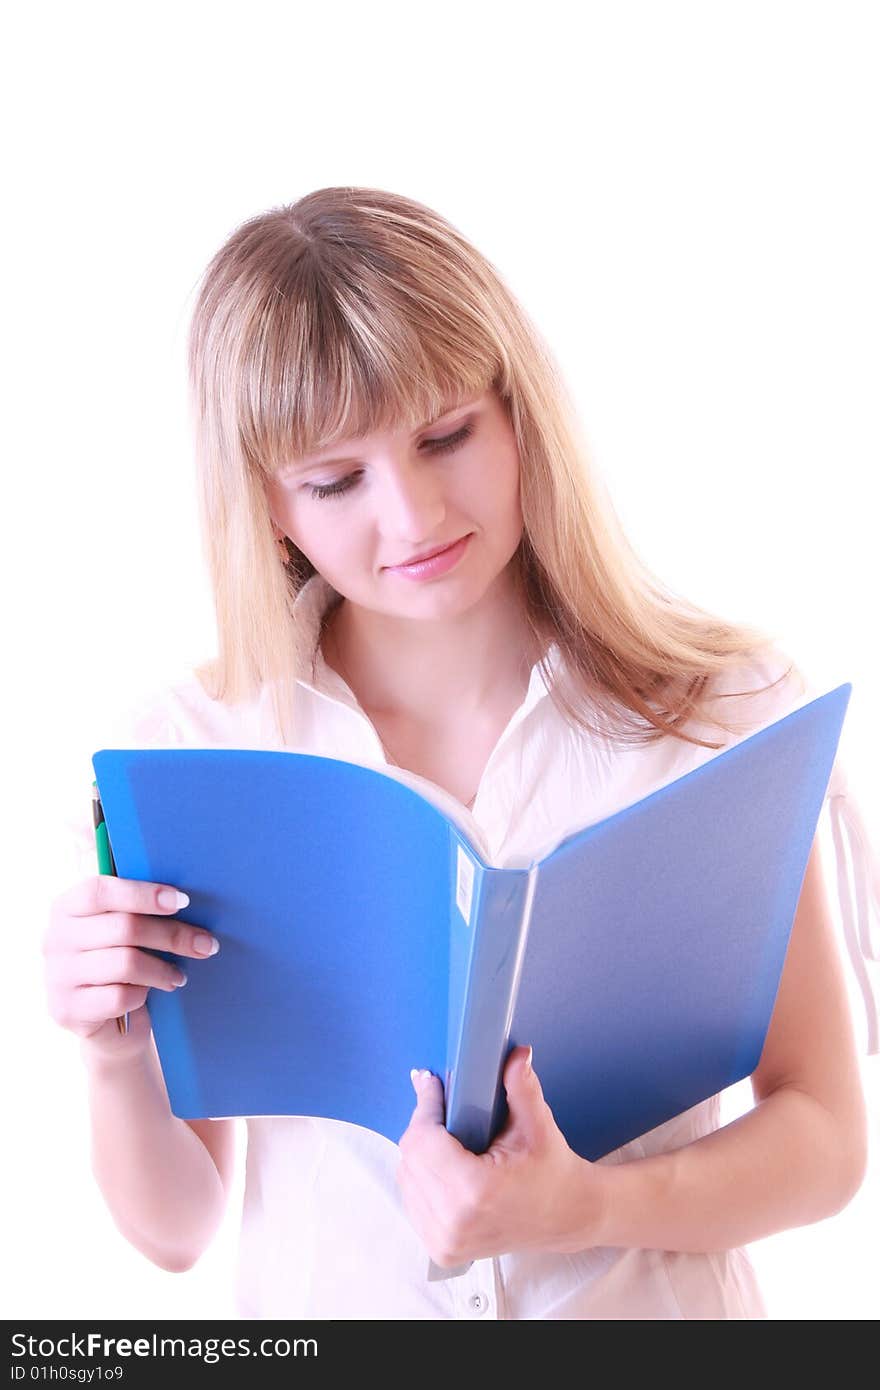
[266,387,524,616]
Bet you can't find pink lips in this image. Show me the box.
[384,533,472,580]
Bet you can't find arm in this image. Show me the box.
[586,836,869,1253]
[81,1030,236,1272]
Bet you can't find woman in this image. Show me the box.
[46,186,875,1319]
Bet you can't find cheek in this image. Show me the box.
[464,445,521,511]
[278,500,368,577]
[494,446,523,518]
[267,485,317,544]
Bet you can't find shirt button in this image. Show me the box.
[467,1292,489,1315]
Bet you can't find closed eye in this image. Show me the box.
[305,422,475,501]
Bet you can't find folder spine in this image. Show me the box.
[444,859,535,1153]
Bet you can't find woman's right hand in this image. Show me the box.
[43,876,220,1061]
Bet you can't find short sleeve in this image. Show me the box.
[49,682,184,904]
[794,658,879,1057]
[824,758,880,1055]
[701,645,878,1056]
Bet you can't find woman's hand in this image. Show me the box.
[395,1045,609,1268]
[43,875,219,1063]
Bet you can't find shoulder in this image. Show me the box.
[101,662,268,751]
[696,642,810,742]
[617,643,812,800]
[98,673,197,749]
[53,664,272,897]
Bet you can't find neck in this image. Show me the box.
[320,571,540,727]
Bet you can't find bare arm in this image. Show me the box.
[46,873,238,1273]
[81,1025,236,1273]
[587,836,868,1252]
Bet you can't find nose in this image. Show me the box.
[378,457,447,544]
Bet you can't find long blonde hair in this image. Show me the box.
[187,186,795,751]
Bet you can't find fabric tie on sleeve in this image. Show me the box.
[826,761,880,1056]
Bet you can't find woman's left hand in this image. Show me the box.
[395,1045,609,1269]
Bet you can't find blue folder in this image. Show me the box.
[91,681,850,1162]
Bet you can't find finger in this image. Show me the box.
[400,1076,481,1182]
[48,901,220,963]
[67,982,152,1028]
[489,1045,555,1157]
[396,1124,456,1197]
[75,910,220,962]
[60,876,192,922]
[65,943,190,994]
[400,1071,452,1174]
[409,1069,446,1125]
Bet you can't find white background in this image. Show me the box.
[5,0,878,1321]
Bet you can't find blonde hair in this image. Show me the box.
[187,186,795,751]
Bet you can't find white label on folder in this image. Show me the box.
[456,844,475,926]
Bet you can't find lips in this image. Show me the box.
[388,536,467,567]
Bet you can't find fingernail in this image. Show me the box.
[158,888,189,910]
[193,933,220,956]
[410,1067,431,1089]
[524,1046,533,1074]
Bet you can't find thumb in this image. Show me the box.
[496,1045,545,1145]
[409,1067,446,1126]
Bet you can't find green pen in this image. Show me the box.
[92,780,128,1035]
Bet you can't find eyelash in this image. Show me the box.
[305,422,475,501]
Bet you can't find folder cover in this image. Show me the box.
[91,681,850,1162]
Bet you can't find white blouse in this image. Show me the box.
[58,573,879,1319]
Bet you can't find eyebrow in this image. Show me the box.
[282,395,483,474]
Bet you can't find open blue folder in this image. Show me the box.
[91,681,850,1162]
